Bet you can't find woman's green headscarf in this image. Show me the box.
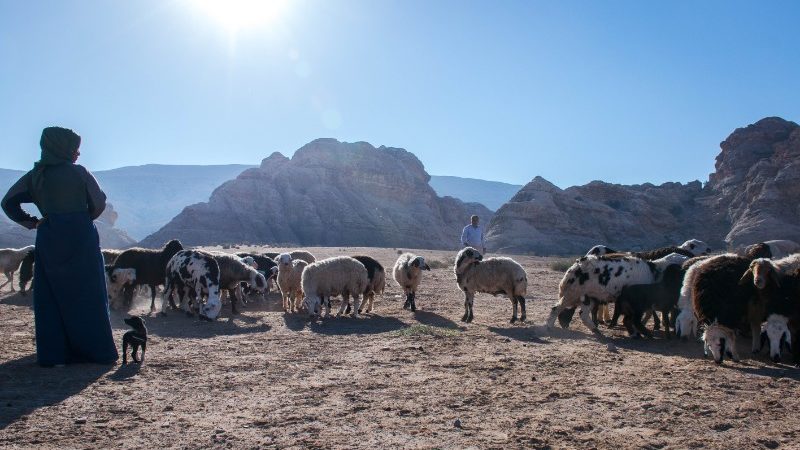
[31,126,81,199]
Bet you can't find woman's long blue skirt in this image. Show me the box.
[33,212,118,366]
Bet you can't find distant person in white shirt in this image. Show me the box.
[461,215,486,254]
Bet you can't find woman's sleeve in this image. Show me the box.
[1,172,39,230]
[79,166,107,220]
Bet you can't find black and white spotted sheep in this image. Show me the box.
[161,250,222,321]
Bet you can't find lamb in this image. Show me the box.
[276,253,308,313]
[101,249,123,265]
[236,252,278,296]
[112,239,184,311]
[105,266,137,310]
[162,250,222,321]
[211,252,268,315]
[301,256,368,319]
[350,255,386,314]
[614,264,685,338]
[392,253,431,312]
[546,254,658,335]
[0,245,35,292]
[742,261,800,362]
[454,247,528,323]
[18,249,35,296]
[743,240,800,260]
[691,254,756,364]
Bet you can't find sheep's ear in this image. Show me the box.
[738,268,754,286]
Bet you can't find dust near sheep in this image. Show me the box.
[1,246,799,449]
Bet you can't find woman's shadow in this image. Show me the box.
[0,354,111,429]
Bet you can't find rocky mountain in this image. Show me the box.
[487,117,800,255]
[141,139,493,249]
[429,176,522,211]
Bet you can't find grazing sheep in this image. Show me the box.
[211,252,268,315]
[112,239,184,311]
[18,249,35,296]
[740,254,800,291]
[104,266,137,310]
[744,240,800,260]
[276,253,308,313]
[348,255,385,314]
[236,252,278,295]
[0,245,35,292]
[392,253,431,312]
[674,255,719,338]
[454,247,528,323]
[547,254,658,335]
[162,250,222,321]
[301,256,368,319]
[691,254,756,364]
[101,249,123,265]
[679,239,711,256]
[614,264,684,338]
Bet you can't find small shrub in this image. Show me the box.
[427,258,453,270]
[548,259,573,272]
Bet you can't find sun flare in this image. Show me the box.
[193,0,289,30]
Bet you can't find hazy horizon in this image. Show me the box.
[2,1,799,187]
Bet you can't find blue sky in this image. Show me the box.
[1,0,798,187]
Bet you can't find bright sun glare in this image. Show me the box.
[193,0,289,30]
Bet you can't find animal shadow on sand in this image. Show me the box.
[140,313,271,339]
[412,310,464,331]
[0,291,33,308]
[0,355,111,429]
[488,325,551,345]
[301,314,407,335]
[730,363,800,380]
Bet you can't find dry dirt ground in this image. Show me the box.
[1,246,799,450]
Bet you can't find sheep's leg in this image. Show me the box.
[8,271,14,291]
[590,303,599,326]
[662,310,671,340]
[579,299,601,335]
[149,285,157,312]
[160,283,172,316]
[324,297,331,317]
[517,296,527,323]
[0,271,11,290]
[750,321,761,354]
[337,294,349,316]
[633,311,652,338]
[622,314,637,337]
[609,303,622,328]
[510,296,519,323]
[410,292,417,312]
[351,293,361,318]
[728,334,741,362]
[403,290,412,310]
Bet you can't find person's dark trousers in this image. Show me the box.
[33,211,118,366]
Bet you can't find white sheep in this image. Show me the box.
[392,253,430,312]
[276,253,308,313]
[0,245,35,292]
[454,247,528,323]
[546,254,659,335]
[105,267,136,309]
[301,256,368,319]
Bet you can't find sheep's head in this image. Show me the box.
[586,245,613,257]
[741,259,779,290]
[745,243,772,260]
[278,253,293,269]
[303,295,322,319]
[680,239,711,256]
[411,256,430,271]
[455,247,482,274]
[703,324,736,364]
[241,256,258,269]
[250,271,268,293]
[675,308,697,339]
[761,314,792,363]
[199,289,223,321]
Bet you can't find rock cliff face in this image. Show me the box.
[487,117,800,255]
[141,139,492,249]
[706,117,800,248]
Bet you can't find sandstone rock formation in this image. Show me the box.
[141,139,492,249]
[487,117,800,255]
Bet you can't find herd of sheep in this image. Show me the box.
[550,239,800,366]
[2,237,800,367]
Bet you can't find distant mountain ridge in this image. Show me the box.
[429,176,522,211]
[141,139,494,249]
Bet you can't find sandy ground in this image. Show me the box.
[1,246,799,450]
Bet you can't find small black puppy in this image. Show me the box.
[122,316,147,365]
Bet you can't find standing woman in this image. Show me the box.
[2,127,118,367]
